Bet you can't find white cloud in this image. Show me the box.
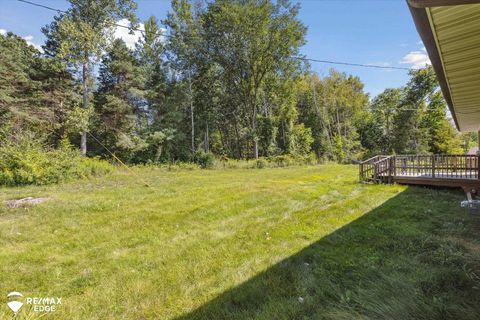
[112,19,166,50]
[113,19,145,49]
[400,47,431,69]
[22,35,43,52]
[0,28,43,52]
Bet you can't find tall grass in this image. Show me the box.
[0,136,112,186]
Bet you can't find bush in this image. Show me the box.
[0,136,112,186]
[194,150,215,169]
[255,158,268,169]
[270,155,293,167]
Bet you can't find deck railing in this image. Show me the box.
[359,154,480,183]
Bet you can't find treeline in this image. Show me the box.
[0,0,471,167]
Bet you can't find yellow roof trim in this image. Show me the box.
[425,7,458,126]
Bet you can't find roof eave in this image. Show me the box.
[408,0,480,8]
[407,1,460,130]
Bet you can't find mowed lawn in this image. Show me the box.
[0,165,479,319]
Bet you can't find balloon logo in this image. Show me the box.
[7,292,24,314]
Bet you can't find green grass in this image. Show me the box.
[0,165,479,319]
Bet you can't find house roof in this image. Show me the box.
[407,0,480,132]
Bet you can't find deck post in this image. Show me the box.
[359,162,361,182]
[432,155,435,178]
[478,155,480,180]
[478,129,480,180]
[388,157,392,184]
[393,156,396,178]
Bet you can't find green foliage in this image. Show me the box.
[203,0,307,159]
[360,66,463,158]
[297,70,369,162]
[365,88,402,154]
[93,38,147,159]
[290,123,314,156]
[64,105,94,134]
[255,158,268,169]
[0,32,78,144]
[194,149,215,169]
[0,136,112,186]
[1,1,465,167]
[42,0,139,155]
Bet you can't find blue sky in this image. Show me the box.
[0,0,430,97]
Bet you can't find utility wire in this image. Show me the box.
[17,0,154,37]
[16,0,413,71]
[294,57,411,70]
[87,132,151,188]
[17,0,63,13]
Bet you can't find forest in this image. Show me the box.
[0,0,472,174]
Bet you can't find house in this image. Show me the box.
[359,1,480,198]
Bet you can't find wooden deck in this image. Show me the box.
[359,155,480,190]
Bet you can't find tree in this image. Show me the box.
[421,90,462,154]
[42,0,138,156]
[203,0,306,158]
[362,66,463,157]
[368,88,402,154]
[164,0,202,158]
[0,32,78,144]
[94,38,146,160]
[297,70,369,162]
[392,67,437,154]
[136,15,167,130]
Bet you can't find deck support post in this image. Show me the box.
[388,157,392,184]
[462,186,478,201]
[477,155,480,180]
[477,129,480,180]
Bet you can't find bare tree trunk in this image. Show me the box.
[188,73,195,156]
[81,60,89,156]
[234,117,242,159]
[252,105,258,159]
[320,86,333,150]
[155,145,163,162]
[335,105,341,137]
[204,121,209,153]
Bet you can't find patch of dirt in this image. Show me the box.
[4,197,49,208]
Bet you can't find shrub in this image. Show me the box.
[255,158,268,169]
[290,124,314,156]
[270,155,293,167]
[300,153,318,165]
[194,150,215,169]
[0,136,112,186]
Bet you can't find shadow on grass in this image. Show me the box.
[176,187,480,320]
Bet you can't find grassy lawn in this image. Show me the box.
[0,165,479,319]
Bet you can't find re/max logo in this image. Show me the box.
[26,297,62,305]
[7,292,63,314]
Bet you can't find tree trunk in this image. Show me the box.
[204,121,209,153]
[234,118,242,159]
[155,144,163,162]
[81,60,89,156]
[188,73,195,156]
[252,105,258,159]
